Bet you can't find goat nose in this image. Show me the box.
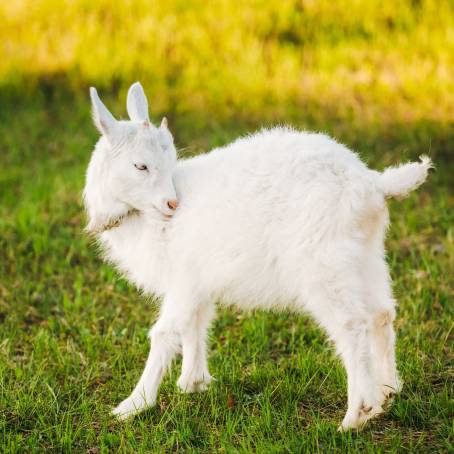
[167,199,178,211]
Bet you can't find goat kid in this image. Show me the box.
[83,82,432,430]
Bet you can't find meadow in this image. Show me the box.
[0,1,453,452]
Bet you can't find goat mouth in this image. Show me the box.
[150,204,174,220]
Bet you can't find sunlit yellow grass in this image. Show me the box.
[1,1,454,122]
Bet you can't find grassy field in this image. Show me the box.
[1,1,453,452]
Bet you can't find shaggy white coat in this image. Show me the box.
[83,83,432,430]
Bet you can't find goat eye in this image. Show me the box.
[134,163,148,171]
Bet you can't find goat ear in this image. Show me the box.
[127,82,150,122]
[90,87,117,136]
[158,116,174,150]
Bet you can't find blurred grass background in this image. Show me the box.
[2,0,454,124]
[0,1,453,452]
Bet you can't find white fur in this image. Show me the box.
[83,83,432,430]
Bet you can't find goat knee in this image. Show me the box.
[373,307,395,329]
[148,324,181,354]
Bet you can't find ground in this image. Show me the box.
[0,94,452,453]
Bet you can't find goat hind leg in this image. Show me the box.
[370,308,402,401]
[334,317,385,431]
[305,268,384,430]
[365,258,402,401]
[177,302,215,393]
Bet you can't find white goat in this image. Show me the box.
[83,82,432,430]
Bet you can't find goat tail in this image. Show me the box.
[379,155,433,199]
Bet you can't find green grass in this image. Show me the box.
[1,1,454,451]
[0,94,452,453]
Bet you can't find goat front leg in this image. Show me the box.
[112,304,181,420]
[177,302,215,393]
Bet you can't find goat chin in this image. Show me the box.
[85,126,429,429]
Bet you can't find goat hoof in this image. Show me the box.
[177,373,212,393]
[339,404,384,431]
[112,395,152,420]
